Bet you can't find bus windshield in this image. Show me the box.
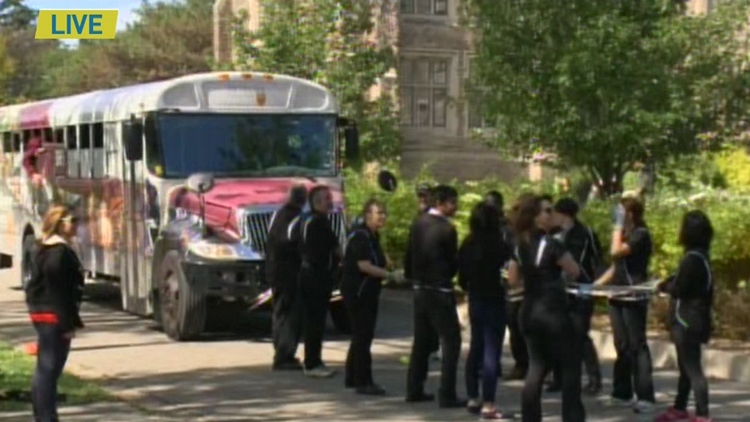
[154,113,337,178]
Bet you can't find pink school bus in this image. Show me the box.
[0,72,361,340]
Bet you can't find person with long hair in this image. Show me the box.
[25,205,84,422]
[459,202,513,419]
[343,199,403,395]
[594,197,656,413]
[506,194,586,422]
[654,210,714,422]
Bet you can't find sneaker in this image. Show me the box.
[603,395,634,407]
[480,409,515,420]
[304,364,337,378]
[633,400,656,414]
[467,399,481,415]
[654,407,690,422]
[272,359,303,371]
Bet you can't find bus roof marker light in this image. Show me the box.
[262,74,274,81]
[241,73,253,80]
[217,74,231,81]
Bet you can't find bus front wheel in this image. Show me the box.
[158,251,206,341]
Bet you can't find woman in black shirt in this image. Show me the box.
[506,194,586,422]
[25,205,84,422]
[459,203,512,420]
[594,197,656,413]
[343,199,401,395]
[655,210,713,422]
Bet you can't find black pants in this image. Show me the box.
[671,324,709,416]
[465,297,506,403]
[551,297,601,384]
[521,305,585,422]
[344,285,381,387]
[406,289,462,403]
[32,323,71,422]
[609,300,655,402]
[300,269,333,370]
[507,299,528,372]
[272,287,302,365]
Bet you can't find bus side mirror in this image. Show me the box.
[344,125,360,162]
[123,119,143,161]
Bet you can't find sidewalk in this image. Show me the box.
[0,402,175,421]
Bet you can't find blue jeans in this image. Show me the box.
[32,323,71,422]
[465,296,506,403]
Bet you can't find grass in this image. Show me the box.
[0,341,112,411]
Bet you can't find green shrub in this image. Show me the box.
[344,167,750,340]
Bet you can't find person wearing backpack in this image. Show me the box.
[546,198,603,395]
[25,205,84,422]
[654,210,714,422]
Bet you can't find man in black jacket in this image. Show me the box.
[547,197,603,395]
[268,185,308,371]
[295,185,341,378]
[405,185,465,408]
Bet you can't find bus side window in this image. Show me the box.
[2,133,10,154]
[43,128,53,144]
[66,126,78,178]
[12,132,21,154]
[104,122,119,178]
[92,123,104,178]
[79,124,91,179]
[144,114,162,176]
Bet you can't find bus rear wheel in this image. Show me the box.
[158,251,206,341]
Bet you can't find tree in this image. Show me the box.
[0,0,35,30]
[43,0,214,97]
[466,0,750,194]
[231,0,400,163]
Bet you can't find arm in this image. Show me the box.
[446,225,459,279]
[507,260,522,288]
[557,251,581,280]
[48,249,82,333]
[403,223,414,279]
[610,228,629,257]
[348,232,389,280]
[594,265,616,286]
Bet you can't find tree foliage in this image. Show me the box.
[230,0,401,163]
[43,0,213,97]
[467,0,750,194]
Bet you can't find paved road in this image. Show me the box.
[0,219,748,420]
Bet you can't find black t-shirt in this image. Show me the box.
[458,233,509,300]
[556,221,602,281]
[342,228,386,299]
[614,226,652,286]
[512,230,568,311]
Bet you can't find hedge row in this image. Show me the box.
[343,167,750,341]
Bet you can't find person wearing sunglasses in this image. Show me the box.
[25,205,84,422]
[594,197,656,414]
[506,194,586,422]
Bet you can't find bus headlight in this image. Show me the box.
[188,241,241,260]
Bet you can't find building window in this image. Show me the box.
[399,57,449,128]
[401,0,448,16]
[467,59,491,129]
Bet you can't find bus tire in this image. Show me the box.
[21,234,36,290]
[158,251,206,341]
[329,300,351,334]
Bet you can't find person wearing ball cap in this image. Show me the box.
[594,197,656,414]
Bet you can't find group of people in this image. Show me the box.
[265,180,716,422]
[21,180,716,422]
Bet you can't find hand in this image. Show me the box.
[385,256,394,270]
[390,269,406,285]
[31,173,43,186]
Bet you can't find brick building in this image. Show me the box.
[212,0,716,181]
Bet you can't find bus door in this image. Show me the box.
[120,148,153,316]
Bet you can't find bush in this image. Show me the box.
[344,167,750,340]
